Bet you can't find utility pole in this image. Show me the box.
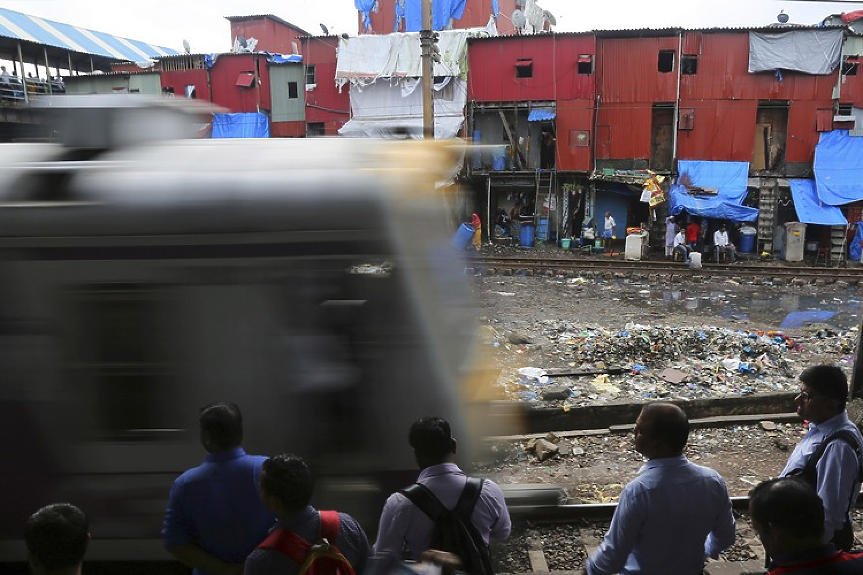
[420,0,436,139]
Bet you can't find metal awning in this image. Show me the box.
[236,72,256,88]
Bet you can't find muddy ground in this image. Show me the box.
[470,270,862,499]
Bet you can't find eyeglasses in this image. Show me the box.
[797,391,832,402]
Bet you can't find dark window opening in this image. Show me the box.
[681,55,698,75]
[288,81,299,99]
[305,65,316,85]
[162,86,175,95]
[842,57,859,76]
[658,50,675,73]
[515,59,533,78]
[307,122,326,137]
[838,103,853,116]
[577,55,593,75]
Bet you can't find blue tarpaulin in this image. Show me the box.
[852,222,863,262]
[669,160,759,221]
[814,130,863,206]
[212,113,270,138]
[788,179,848,225]
[405,0,467,31]
[780,310,837,329]
[355,0,377,31]
[528,109,556,122]
[269,54,302,64]
[492,0,499,17]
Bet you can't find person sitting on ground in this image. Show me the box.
[672,226,689,261]
[245,454,370,575]
[750,477,863,574]
[373,416,511,564]
[584,403,736,575]
[714,224,736,262]
[25,503,90,575]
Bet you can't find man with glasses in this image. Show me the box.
[780,365,863,551]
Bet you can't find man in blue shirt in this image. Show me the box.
[585,402,736,575]
[245,454,370,574]
[780,365,863,551]
[162,402,275,575]
[750,477,863,574]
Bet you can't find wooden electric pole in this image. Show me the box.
[420,0,434,139]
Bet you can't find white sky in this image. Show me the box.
[0,0,861,54]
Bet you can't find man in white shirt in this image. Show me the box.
[672,227,689,261]
[602,212,616,239]
[714,224,735,262]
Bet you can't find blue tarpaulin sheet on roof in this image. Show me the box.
[0,6,178,61]
[669,160,759,221]
[788,179,848,225]
[405,0,467,31]
[814,130,863,206]
[212,113,270,138]
[528,109,556,122]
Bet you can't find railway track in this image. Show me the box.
[469,255,863,282]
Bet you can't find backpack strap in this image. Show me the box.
[454,478,484,522]
[797,429,863,517]
[319,510,341,543]
[399,482,448,522]
[257,527,312,564]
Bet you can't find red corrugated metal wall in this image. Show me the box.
[595,102,652,160]
[556,99,593,171]
[210,54,272,113]
[359,0,520,35]
[676,100,757,161]
[160,70,210,101]
[271,121,306,137]
[468,34,595,101]
[230,19,306,55]
[597,36,680,103]
[302,37,349,132]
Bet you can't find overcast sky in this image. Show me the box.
[1,0,861,54]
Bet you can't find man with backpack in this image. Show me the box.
[780,365,863,551]
[373,416,511,574]
[245,454,370,575]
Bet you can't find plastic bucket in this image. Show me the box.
[519,223,535,248]
[739,232,756,253]
[451,222,474,250]
[536,218,549,240]
[560,238,571,249]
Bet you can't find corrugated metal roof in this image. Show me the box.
[0,7,179,61]
[469,24,848,42]
[224,14,310,36]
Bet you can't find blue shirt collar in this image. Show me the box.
[640,453,688,473]
[417,462,464,481]
[204,446,247,463]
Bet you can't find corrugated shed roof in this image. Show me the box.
[0,7,179,61]
[224,14,310,36]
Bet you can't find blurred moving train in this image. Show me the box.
[0,96,515,564]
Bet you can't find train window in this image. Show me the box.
[64,284,179,440]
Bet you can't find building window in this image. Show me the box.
[842,56,859,76]
[577,55,593,75]
[307,122,326,137]
[681,55,698,75]
[288,81,299,99]
[658,50,675,73]
[569,130,589,147]
[306,65,316,85]
[515,59,533,78]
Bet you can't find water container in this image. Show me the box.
[560,238,571,249]
[739,226,757,253]
[625,233,644,260]
[519,223,535,248]
[536,218,549,241]
[784,222,806,262]
[451,222,474,250]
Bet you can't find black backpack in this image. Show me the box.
[399,477,494,575]
[792,429,863,489]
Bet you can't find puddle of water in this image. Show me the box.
[642,287,862,329]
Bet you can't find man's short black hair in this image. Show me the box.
[641,403,689,452]
[800,365,849,408]
[200,401,243,450]
[749,477,824,540]
[25,503,89,570]
[409,416,454,461]
[260,454,314,514]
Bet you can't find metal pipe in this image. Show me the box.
[17,43,28,104]
[44,47,52,94]
[421,0,434,139]
[671,30,682,170]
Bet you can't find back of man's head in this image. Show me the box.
[641,402,689,453]
[199,401,243,452]
[750,478,824,541]
[25,503,89,573]
[260,454,314,515]
[409,416,455,465]
[800,365,848,409]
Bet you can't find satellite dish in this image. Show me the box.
[543,10,557,27]
[182,39,191,54]
[237,36,248,48]
[512,9,527,29]
[777,10,789,24]
[320,23,329,35]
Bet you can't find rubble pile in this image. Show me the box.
[486,323,858,404]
